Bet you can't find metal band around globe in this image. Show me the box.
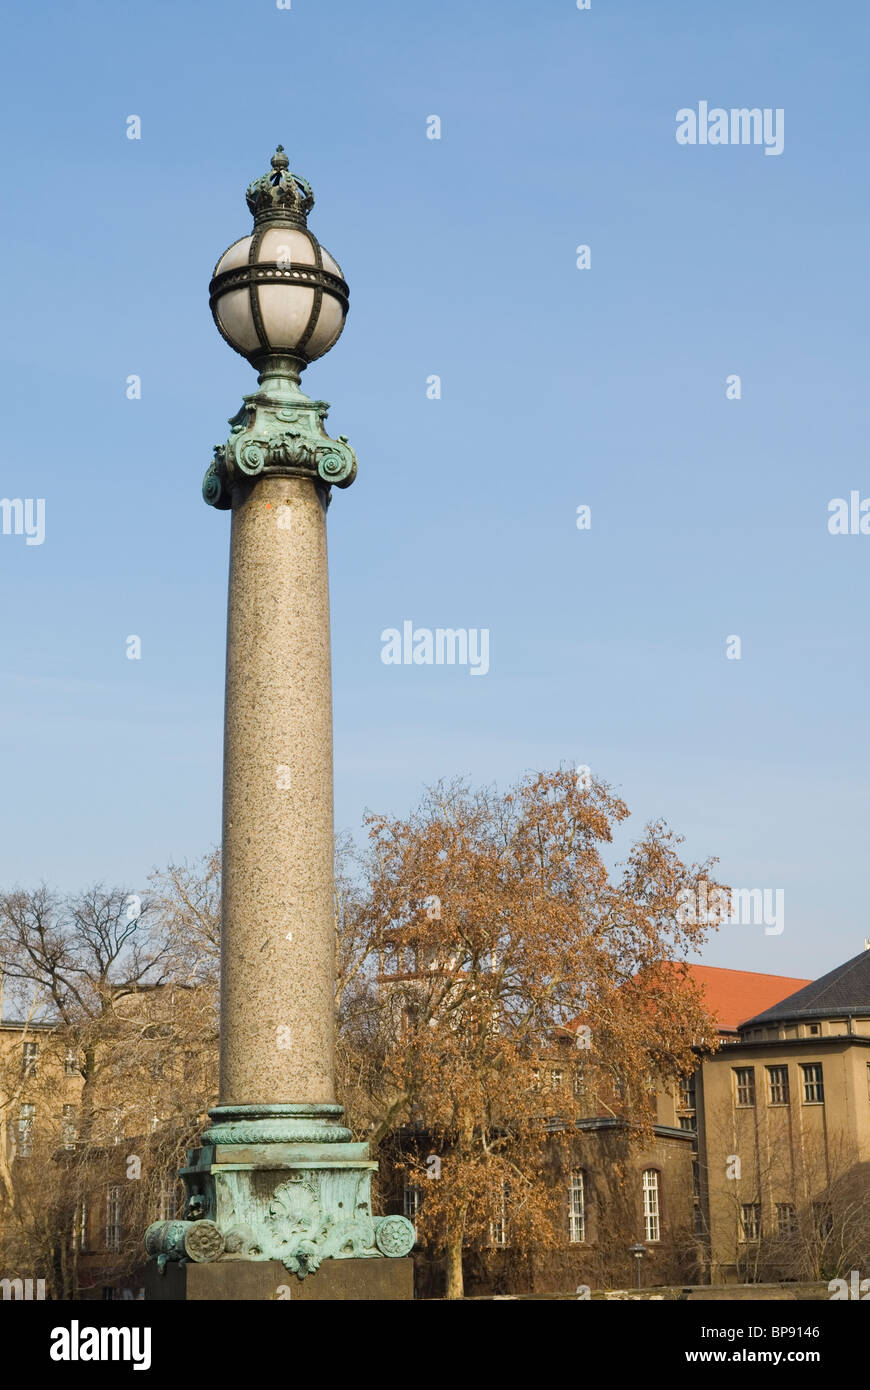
[209,263,349,317]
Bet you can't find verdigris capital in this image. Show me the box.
[203,373,356,509]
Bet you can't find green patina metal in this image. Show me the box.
[245,144,315,229]
[201,1103,353,1146]
[144,1218,225,1271]
[202,355,357,509]
[162,1104,415,1278]
[174,1138,414,1278]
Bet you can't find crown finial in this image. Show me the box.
[246,146,314,227]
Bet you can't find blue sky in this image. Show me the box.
[0,0,867,980]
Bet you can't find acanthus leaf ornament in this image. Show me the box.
[204,373,357,506]
[167,1128,417,1281]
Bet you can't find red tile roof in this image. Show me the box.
[684,964,812,1032]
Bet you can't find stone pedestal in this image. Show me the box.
[176,1117,414,1275]
[146,1257,414,1301]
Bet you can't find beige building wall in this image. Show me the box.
[0,1022,81,1166]
[697,1027,870,1279]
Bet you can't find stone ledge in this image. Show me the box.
[145,1257,414,1301]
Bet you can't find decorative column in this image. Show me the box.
[145,148,414,1291]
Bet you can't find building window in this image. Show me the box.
[642,1170,660,1243]
[402,1179,422,1221]
[801,1063,824,1104]
[77,1201,89,1253]
[573,1069,592,1107]
[550,1068,563,1092]
[158,1176,178,1221]
[17,1104,35,1157]
[530,1069,541,1092]
[22,1041,38,1077]
[767,1065,789,1105]
[693,1202,705,1236]
[679,1115,696,1131]
[734,1067,756,1107]
[490,1184,509,1248]
[776,1203,797,1236]
[568,1170,586,1244]
[679,1073,696,1110]
[64,1049,78,1077]
[62,1105,77,1149]
[740,1203,761,1242]
[106,1186,122,1251]
[807,1023,820,1036]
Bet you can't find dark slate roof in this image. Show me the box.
[743,950,870,1026]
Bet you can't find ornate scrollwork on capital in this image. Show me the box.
[317,444,355,487]
[204,379,357,507]
[202,451,230,509]
[234,438,267,477]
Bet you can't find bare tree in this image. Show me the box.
[0,878,218,1297]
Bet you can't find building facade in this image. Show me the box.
[694,951,870,1283]
[4,951,870,1296]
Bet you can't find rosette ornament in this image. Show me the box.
[209,146,349,371]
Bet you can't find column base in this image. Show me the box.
[144,1106,415,1283]
[145,1257,414,1301]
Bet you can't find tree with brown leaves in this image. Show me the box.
[349,769,725,1298]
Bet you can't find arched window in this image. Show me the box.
[642,1169,660,1242]
[568,1169,586,1243]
